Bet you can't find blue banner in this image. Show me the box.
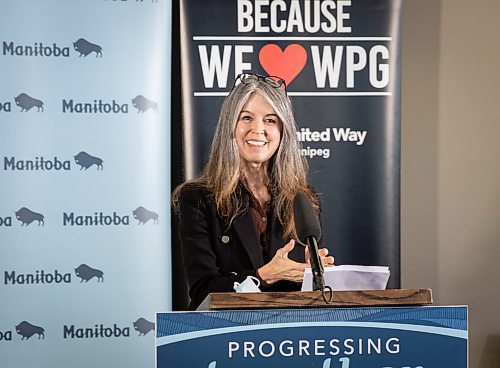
[157,307,468,368]
[0,1,171,367]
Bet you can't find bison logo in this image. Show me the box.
[74,264,104,282]
[15,207,44,226]
[131,95,158,113]
[74,151,103,170]
[73,38,102,57]
[14,93,44,112]
[133,318,154,336]
[15,321,45,340]
[132,207,159,224]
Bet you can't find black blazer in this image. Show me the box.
[178,184,306,309]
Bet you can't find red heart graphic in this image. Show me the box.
[259,44,307,85]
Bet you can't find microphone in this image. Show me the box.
[293,192,325,292]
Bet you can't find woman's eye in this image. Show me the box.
[265,118,276,124]
[241,115,252,121]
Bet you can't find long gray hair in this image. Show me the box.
[173,75,318,240]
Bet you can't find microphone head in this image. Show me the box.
[293,192,321,243]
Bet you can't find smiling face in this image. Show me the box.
[235,92,282,169]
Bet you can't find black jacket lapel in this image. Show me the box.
[233,210,265,268]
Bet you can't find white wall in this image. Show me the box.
[402,1,500,367]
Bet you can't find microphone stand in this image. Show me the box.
[306,236,333,303]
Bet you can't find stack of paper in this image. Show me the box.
[301,265,390,291]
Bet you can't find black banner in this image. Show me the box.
[174,0,401,306]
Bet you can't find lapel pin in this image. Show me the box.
[221,235,230,244]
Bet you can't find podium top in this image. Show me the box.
[197,289,432,311]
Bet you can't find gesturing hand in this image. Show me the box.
[305,246,335,267]
[257,240,307,285]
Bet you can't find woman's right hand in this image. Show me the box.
[257,239,307,285]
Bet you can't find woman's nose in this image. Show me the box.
[250,118,265,134]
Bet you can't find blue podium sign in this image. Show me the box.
[156,306,467,368]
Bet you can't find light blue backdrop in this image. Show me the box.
[0,1,171,367]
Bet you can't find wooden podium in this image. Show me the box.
[197,288,433,310]
[157,289,468,368]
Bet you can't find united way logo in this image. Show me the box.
[73,38,102,57]
[132,207,159,224]
[14,93,44,112]
[15,207,44,226]
[15,321,45,340]
[133,318,155,336]
[74,151,103,170]
[74,264,104,283]
[132,95,158,113]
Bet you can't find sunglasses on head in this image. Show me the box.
[232,73,287,96]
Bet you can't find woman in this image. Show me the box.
[173,73,334,309]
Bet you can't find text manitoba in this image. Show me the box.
[4,270,71,285]
[0,330,12,341]
[64,324,130,339]
[63,212,130,226]
[4,157,71,171]
[3,41,70,57]
[62,99,129,113]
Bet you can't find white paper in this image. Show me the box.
[301,265,390,291]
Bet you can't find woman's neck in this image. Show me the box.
[241,161,270,205]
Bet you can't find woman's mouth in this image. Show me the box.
[245,140,267,146]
